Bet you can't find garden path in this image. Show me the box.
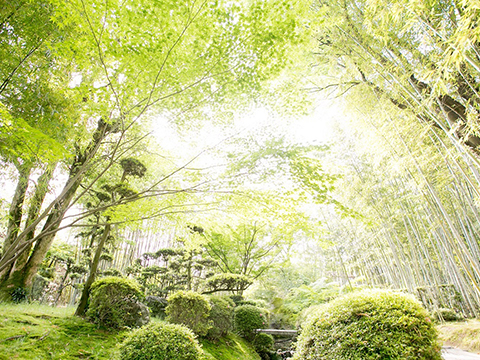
[442,346,480,360]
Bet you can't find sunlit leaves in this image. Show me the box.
[0,105,68,164]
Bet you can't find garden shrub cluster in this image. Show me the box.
[253,332,275,359]
[234,304,269,341]
[86,276,149,329]
[229,294,244,306]
[206,295,235,339]
[166,290,212,336]
[144,295,168,319]
[119,322,204,360]
[239,299,258,307]
[431,307,463,322]
[293,290,442,360]
[11,287,27,303]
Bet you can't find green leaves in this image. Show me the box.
[228,134,338,205]
[204,273,253,294]
[0,104,69,164]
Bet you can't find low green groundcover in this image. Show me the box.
[293,289,442,360]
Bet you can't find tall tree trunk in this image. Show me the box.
[53,260,72,306]
[4,164,55,280]
[2,163,31,255]
[0,162,32,282]
[75,224,111,317]
[0,119,112,293]
[20,167,84,288]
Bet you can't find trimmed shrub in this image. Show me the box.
[293,290,442,360]
[254,333,275,359]
[166,290,212,336]
[11,287,27,303]
[86,276,149,329]
[431,307,463,322]
[145,296,168,319]
[229,294,244,306]
[239,300,258,307]
[240,299,270,309]
[295,304,323,328]
[234,304,268,341]
[206,295,235,339]
[119,322,204,360]
[31,274,49,301]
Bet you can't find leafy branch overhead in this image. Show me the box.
[0,0,314,298]
[227,135,341,205]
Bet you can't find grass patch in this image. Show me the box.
[200,333,261,360]
[437,320,480,352]
[0,303,124,360]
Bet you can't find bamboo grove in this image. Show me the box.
[311,0,480,317]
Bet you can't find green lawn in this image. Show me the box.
[0,303,260,360]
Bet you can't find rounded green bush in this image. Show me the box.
[145,295,168,319]
[206,295,235,339]
[253,332,275,354]
[431,307,462,322]
[86,276,149,329]
[239,299,258,307]
[234,304,268,341]
[166,290,211,336]
[293,290,442,360]
[119,322,204,360]
[229,294,244,306]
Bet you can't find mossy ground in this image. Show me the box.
[0,303,260,360]
[0,304,123,359]
[200,333,261,360]
[437,320,480,353]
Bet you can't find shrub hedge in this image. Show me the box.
[234,304,268,341]
[86,276,149,329]
[431,307,463,322]
[293,290,442,360]
[166,290,212,336]
[144,295,168,319]
[253,332,275,359]
[206,295,235,339]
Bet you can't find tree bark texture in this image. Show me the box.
[0,119,112,294]
[75,224,111,317]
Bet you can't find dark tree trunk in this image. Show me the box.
[75,224,111,317]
